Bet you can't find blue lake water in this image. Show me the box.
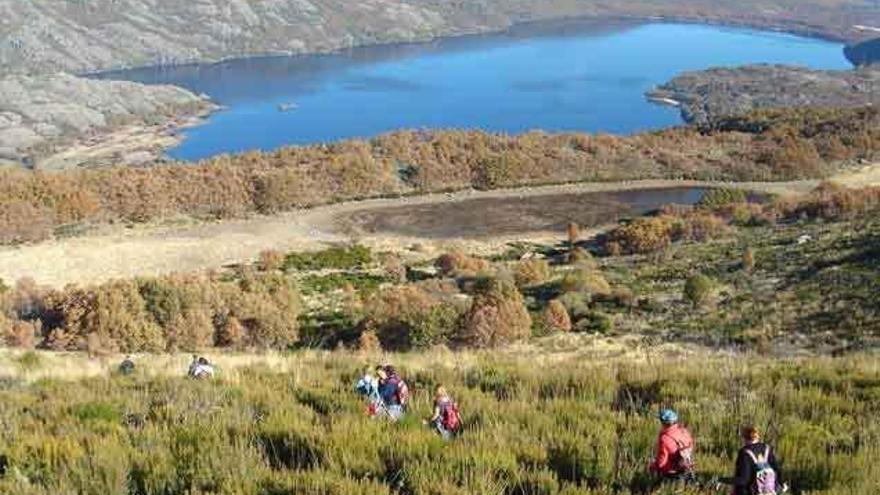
[98,22,851,161]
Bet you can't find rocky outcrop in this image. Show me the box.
[0,0,875,76]
[648,64,879,124]
[0,74,214,168]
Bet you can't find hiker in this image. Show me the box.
[424,385,461,440]
[187,354,200,377]
[721,425,787,495]
[376,364,409,421]
[188,356,215,380]
[118,355,135,375]
[355,372,388,419]
[649,409,696,485]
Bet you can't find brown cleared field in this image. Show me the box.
[0,179,817,288]
[334,187,717,239]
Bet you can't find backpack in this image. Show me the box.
[441,400,461,432]
[387,375,410,408]
[745,445,778,495]
[669,435,695,474]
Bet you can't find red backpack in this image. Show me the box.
[441,400,461,431]
[669,436,695,474]
[389,376,410,408]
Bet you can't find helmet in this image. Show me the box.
[658,409,679,424]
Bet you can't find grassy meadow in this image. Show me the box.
[1,183,878,493]
[0,351,877,495]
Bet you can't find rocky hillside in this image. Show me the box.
[1,0,876,76]
[0,74,213,168]
[648,64,879,124]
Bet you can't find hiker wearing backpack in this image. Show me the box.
[188,356,215,380]
[649,409,696,485]
[376,365,409,421]
[722,425,787,495]
[355,372,389,419]
[118,355,135,376]
[424,385,461,440]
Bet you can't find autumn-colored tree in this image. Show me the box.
[539,299,572,334]
[743,247,756,273]
[514,258,551,288]
[435,251,491,278]
[458,277,531,348]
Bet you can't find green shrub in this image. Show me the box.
[683,274,716,308]
[515,259,552,288]
[284,245,372,271]
[698,187,748,209]
[559,268,611,297]
[572,311,614,334]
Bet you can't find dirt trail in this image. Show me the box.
[0,179,820,288]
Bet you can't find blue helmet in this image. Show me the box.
[658,409,679,424]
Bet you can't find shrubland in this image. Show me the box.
[4,184,880,354]
[0,351,877,494]
[1,107,876,244]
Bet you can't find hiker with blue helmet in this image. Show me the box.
[650,408,696,485]
[376,364,410,421]
[720,425,788,495]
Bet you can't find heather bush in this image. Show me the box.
[604,217,674,255]
[683,274,716,308]
[258,250,285,272]
[362,283,467,350]
[514,258,552,288]
[284,245,373,271]
[536,299,572,335]
[435,251,491,278]
[698,187,748,209]
[742,246,756,273]
[560,267,611,298]
[10,272,302,352]
[458,277,532,348]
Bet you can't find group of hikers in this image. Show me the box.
[117,356,787,494]
[647,409,787,493]
[355,364,462,439]
[117,354,215,380]
[357,365,788,494]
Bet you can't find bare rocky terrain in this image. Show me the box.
[0,74,214,169]
[0,0,876,76]
[648,64,880,124]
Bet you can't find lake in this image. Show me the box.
[98,22,851,161]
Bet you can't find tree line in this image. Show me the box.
[1,107,876,244]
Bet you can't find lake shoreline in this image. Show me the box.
[8,16,863,169]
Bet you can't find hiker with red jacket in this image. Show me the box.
[424,385,461,440]
[721,425,787,495]
[376,364,409,421]
[649,409,696,484]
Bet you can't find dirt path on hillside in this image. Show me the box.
[0,178,823,288]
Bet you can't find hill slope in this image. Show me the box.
[1,0,876,75]
[649,65,880,123]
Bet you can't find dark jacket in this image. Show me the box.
[727,442,781,495]
[379,375,401,406]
